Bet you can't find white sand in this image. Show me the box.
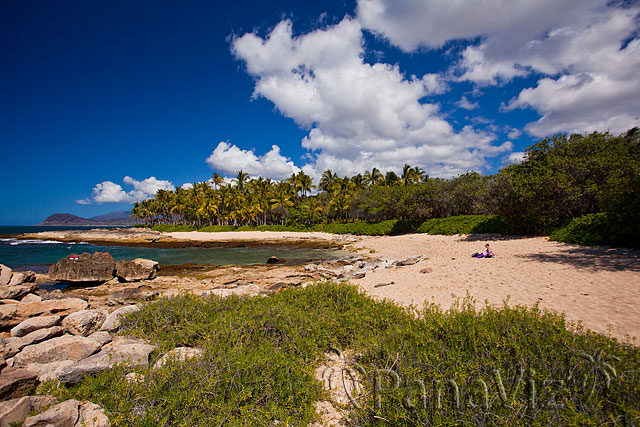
[167,231,640,342]
[351,234,640,343]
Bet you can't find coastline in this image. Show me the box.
[13,228,640,342]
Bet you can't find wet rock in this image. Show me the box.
[62,310,108,336]
[22,399,81,427]
[0,265,12,287]
[100,305,139,332]
[5,327,63,358]
[49,252,116,282]
[153,346,203,370]
[0,368,38,400]
[266,256,282,264]
[1,299,87,330]
[115,258,159,282]
[57,342,155,384]
[13,335,102,368]
[107,287,157,305]
[10,315,61,337]
[8,271,36,287]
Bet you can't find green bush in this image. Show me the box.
[315,219,413,235]
[41,282,640,426]
[417,215,511,235]
[549,213,612,246]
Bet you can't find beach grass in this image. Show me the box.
[39,282,640,426]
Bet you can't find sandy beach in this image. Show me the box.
[167,231,640,343]
[19,229,640,342]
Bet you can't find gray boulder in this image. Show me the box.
[62,310,108,336]
[4,326,63,358]
[13,335,102,368]
[100,305,139,332]
[107,287,158,305]
[49,252,116,282]
[153,346,203,370]
[11,315,61,337]
[57,342,155,384]
[0,298,88,329]
[0,368,38,400]
[0,264,11,286]
[115,258,158,282]
[0,395,57,427]
[8,271,36,287]
[0,283,37,301]
[22,399,81,427]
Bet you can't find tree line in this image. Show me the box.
[132,129,639,245]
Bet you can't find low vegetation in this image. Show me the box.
[41,282,640,425]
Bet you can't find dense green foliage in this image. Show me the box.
[548,213,614,246]
[41,283,640,425]
[417,215,511,235]
[133,129,640,247]
[146,220,412,236]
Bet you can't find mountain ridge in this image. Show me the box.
[37,211,137,226]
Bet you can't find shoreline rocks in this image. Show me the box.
[49,252,116,282]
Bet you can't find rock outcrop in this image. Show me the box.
[10,315,61,338]
[0,368,38,400]
[0,299,88,329]
[115,258,158,282]
[62,310,108,336]
[0,265,11,287]
[48,252,116,282]
[13,335,102,368]
[100,305,140,332]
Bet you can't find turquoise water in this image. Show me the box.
[0,226,343,270]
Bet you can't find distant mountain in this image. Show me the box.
[38,213,100,226]
[37,211,138,226]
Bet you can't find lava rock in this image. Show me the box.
[48,252,116,282]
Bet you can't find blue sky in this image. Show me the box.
[2,0,639,224]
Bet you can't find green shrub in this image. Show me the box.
[41,282,640,426]
[315,219,413,235]
[417,215,511,235]
[549,213,612,246]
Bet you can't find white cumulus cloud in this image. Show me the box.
[91,176,174,203]
[232,17,511,178]
[356,0,640,137]
[206,141,300,180]
[456,96,479,111]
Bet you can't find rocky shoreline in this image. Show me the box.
[1,239,424,425]
[14,228,347,249]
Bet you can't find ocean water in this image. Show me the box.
[0,226,344,270]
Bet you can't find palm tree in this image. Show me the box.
[270,181,295,224]
[364,168,383,186]
[384,170,401,186]
[295,171,314,197]
[319,169,337,193]
[211,173,224,190]
[233,170,250,192]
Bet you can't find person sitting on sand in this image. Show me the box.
[472,244,494,258]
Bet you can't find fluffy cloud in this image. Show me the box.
[456,96,479,111]
[75,198,91,205]
[206,141,300,180]
[232,18,511,178]
[91,176,174,203]
[356,0,640,137]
